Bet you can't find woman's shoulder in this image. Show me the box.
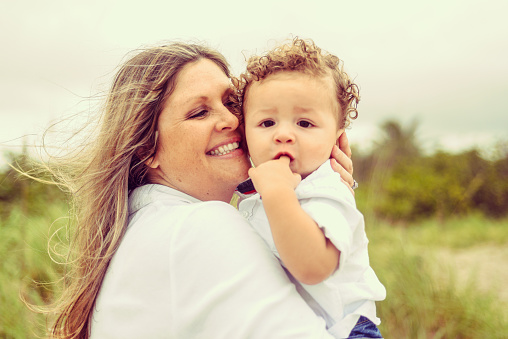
[168,200,250,245]
[186,200,242,220]
[128,185,247,242]
[148,196,242,227]
[129,184,200,213]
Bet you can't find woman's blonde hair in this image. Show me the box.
[37,42,231,338]
[235,38,360,128]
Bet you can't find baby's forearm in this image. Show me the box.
[261,187,340,285]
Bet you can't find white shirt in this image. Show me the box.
[91,184,334,339]
[238,162,386,338]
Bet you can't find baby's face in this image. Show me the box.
[243,72,343,179]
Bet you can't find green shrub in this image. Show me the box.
[368,219,508,338]
[0,204,68,338]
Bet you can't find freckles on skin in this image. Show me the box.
[168,147,201,183]
[149,59,250,202]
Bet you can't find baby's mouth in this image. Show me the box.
[274,152,294,161]
[207,142,240,156]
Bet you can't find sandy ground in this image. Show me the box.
[436,244,508,303]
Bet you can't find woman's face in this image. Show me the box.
[147,59,250,202]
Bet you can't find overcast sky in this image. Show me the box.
[1,0,507,163]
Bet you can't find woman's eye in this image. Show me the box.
[224,91,240,111]
[297,121,313,128]
[189,110,208,119]
[260,120,275,128]
[223,100,237,112]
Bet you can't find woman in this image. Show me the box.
[44,42,355,338]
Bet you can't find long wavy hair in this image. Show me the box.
[35,42,231,338]
[235,38,360,129]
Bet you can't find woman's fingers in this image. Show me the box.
[337,132,352,159]
[331,145,353,177]
[331,158,354,188]
[341,178,355,196]
[331,132,356,196]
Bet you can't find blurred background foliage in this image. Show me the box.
[0,151,65,219]
[1,119,507,338]
[352,120,508,223]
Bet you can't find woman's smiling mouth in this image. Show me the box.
[207,142,240,156]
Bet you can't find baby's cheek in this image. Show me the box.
[302,148,329,173]
[310,143,332,161]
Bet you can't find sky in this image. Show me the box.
[1,0,507,164]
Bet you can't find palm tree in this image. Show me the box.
[373,119,421,166]
[362,119,421,223]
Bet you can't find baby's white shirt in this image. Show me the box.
[238,161,386,338]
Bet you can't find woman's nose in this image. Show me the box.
[215,107,240,131]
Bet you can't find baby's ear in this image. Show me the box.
[335,128,345,145]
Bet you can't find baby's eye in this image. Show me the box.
[297,121,313,128]
[260,120,275,128]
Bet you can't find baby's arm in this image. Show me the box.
[248,156,340,285]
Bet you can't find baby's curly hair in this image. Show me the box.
[233,38,359,129]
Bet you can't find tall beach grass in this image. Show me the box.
[368,217,508,338]
[1,200,507,338]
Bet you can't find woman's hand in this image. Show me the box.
[330,133,355,195]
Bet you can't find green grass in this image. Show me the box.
[0,203,68,339]
[401,214,508,248]
[367,216,508,338]
[1,201,507,338]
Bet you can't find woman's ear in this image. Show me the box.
[143,131,159,169]
[144,155,159,169]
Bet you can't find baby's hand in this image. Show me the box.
[248,156,301,198]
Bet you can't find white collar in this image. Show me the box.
[129,184,202,215]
